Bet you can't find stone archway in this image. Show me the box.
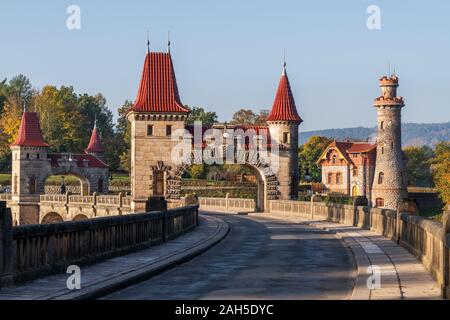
[43,173,91,196]
[167,148,280,212]
[41,212,64,224]
[73,214,88,221]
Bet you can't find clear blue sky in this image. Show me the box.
[1,0,449,131]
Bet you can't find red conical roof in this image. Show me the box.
[11,112,49,147]
[85,126,104,154]
[267,67,302,123]
[131,51,190,114]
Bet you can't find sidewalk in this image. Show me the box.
[254,213,442,300]
[0,215,229,300]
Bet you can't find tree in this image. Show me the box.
[431,141,450,206]
[298,136,333,182]
[230,109,269,125]
[35,85,83,152]
[186,106,218,125]
[403,146,434,187]
[116,100,133,172]
[188,164,207,179]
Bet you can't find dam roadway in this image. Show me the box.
[102,212,356,300]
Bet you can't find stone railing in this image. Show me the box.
[0,201,198,284]
[44,185,81,194]
[269,199,450,299]
[39,193,131,208]
[199,196,256,212]
[0,193,12,201]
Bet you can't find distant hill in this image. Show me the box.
[299,122,450,147]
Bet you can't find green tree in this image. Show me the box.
[116,100,133,172]
[230,109,269,125]
[188,164,207,179]
[186,106,218,125]
[35,85,83,152]
[403,145,434,187]
[298,136,333,182]
[431,141,450,206]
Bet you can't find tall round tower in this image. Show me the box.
[267,63,302,200]
[371,74,407,209]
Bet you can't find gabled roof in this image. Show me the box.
[85,125,104,154]
[267,66,302,123]
[317,140,376,165]
[11,112,49,147]
[131,51,190,114]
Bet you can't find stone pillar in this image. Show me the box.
[0,201,14,286]
[442,206,450,299]
[145,197,168,213]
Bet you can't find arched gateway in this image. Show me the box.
[127,46,303,212]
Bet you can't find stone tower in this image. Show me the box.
[127,47,190,212]
[9,112,50,224]
[371,74,407,209]
[266,63,302,200]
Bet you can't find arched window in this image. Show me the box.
[375,198,384,208]
[378,172,384,184]
[352,186,358,197]
[380,121,384,130]
[381,146,384,154]
[332,155,337,164]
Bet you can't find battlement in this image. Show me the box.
[379,75,399,86]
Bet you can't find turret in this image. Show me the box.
[85,121,105,160]
[266,63,302,200]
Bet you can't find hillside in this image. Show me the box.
[299,122,450,147]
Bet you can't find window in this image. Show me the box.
[147,125,153,136]
[327,173,333,184]
[378,172,384,184]
[352,186,358,197]
[26,153,30,159]
[352,153,358,158]
[375,198,384,208]
[28,176,36,194]
[391,141,394,149]
[166,125,172,136]
[98,178,104,193]
[380,121,384,130]
[381,146,384,155]
[37,153,40,159]
[336,172,342,184]
[283,132,289,143]
[154,171,164,196]
[332,155,337,164]
[352,167,358,176]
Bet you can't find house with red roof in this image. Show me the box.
[317,140,376,199]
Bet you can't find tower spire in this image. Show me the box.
[146,30,150,53]
[282,49,286,75]
[167,31,171,53]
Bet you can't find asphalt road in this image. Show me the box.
[102,212,356,300]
